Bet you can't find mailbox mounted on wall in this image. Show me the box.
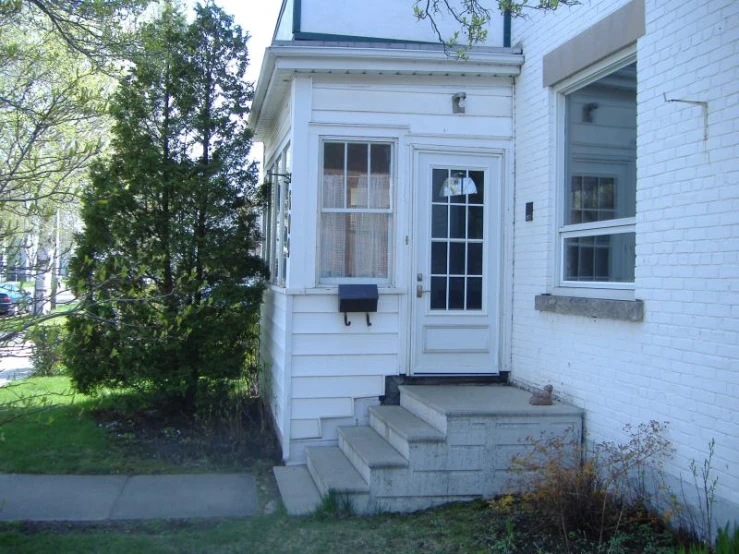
[338,284,378,327]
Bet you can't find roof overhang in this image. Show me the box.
[249,42,525,141]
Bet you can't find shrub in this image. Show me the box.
[511,421,673,547]
[29,324,68,376]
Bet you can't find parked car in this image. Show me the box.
[0,292,15,315]
[0,283,32,314]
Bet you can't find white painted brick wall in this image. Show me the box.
[510,0,739,522]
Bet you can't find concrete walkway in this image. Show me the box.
[0,474,259,521]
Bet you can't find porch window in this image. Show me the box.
[263,144,291,286]
[559,61,636,288]
[320,141,392,282]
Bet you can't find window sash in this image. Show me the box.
[556,55,637,290]
[319,140,393,283]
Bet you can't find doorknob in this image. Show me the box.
[416,284,431,298]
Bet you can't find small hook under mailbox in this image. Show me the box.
[344,313,351,326]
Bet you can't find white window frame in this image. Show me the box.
[265,143,291,287]
[553,47,637,299]
[317,138,395,285]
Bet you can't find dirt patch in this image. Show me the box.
[92,397,281,472]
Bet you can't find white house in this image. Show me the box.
[249,0,739,524]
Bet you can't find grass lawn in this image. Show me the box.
[0,499,683,554]
[0,376,278,475]
[0,377,177,474]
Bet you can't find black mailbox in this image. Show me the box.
[338,284,378,326]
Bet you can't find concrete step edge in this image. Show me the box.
[369,405,446,443]
[338,426,408,470]
[306,446,369,496]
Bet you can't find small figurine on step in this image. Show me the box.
[529,384,554,406]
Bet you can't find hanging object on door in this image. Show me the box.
[441,176,477,197]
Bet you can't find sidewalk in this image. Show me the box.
[0,473,259,521]
[0,342,33,387]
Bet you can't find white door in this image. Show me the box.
[411,151,500,375]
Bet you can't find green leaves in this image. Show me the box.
[64,2,266,408]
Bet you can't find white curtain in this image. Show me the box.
[321,174,389,279]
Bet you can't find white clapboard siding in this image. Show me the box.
[292,354,398,377]
[291,418,322,439]
[292,333,399,356]
[292,312,399,334]
[260,288,289,447]
[291,376,384,399]
[293,293,399,314]
[313,87,513,119]
[312,79,514,138]
[292,397,354,420]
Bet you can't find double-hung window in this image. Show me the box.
[319,141,393,283]
[559,60,637,289]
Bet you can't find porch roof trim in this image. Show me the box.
[249,43,525,140]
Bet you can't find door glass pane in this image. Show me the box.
[468,171,485,204]
[432,205,447,238]
[433,169,448,201]
[449,170,467,204]
[448,277,465,309]
[449,242,465,275]
[467,243,482,275]
[430,277,447,309]
[467,278,482,310]
[449,206,466,239]
[431,242,447,275]
[468,206,483,239]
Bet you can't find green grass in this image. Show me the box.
[0,377,186,474]
[2,501,497,554]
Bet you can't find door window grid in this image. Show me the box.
[429,168,484,311]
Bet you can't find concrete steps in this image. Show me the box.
[274,384,584,515]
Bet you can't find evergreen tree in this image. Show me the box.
[64,2,266,407]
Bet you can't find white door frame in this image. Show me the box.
[408,146,506,375]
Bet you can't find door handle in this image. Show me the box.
[416,284,431,298]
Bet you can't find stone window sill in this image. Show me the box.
[534,294,644,322]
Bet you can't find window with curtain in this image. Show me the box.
[320,141,392,282]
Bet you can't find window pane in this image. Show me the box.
[430,277,447,310]
[432,205,447,239]
[431,242,447,275]
[323,143,344,208]
[433,169,448,201]
[448,277,465,309]
[564,62,636,226]
[449,242,465,275]
[467,277,482,310]
[468,171,485,204]
[370,144,391,208]
[449,170,467,204]
[563,232,635,282]
[468,206,483,239]
[449,206,466,239]
[467,243,482,275]
[347,143,368,208]
[320,213,389,279]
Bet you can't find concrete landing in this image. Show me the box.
[399,384,584,417]
[0,473,259,521]
[273,466,321,516]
